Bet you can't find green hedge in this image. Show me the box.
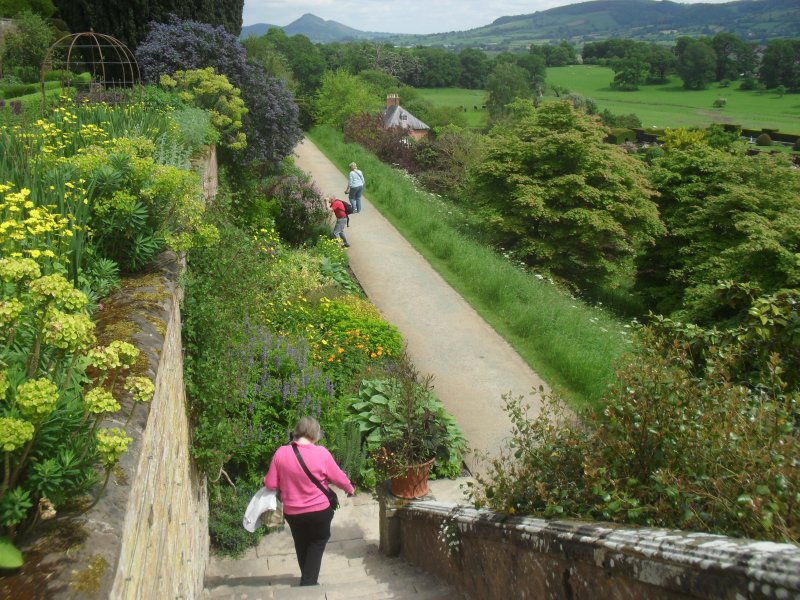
[1,80,63,99]
[2,83,39,99]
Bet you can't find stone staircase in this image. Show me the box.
[203,481,469,600]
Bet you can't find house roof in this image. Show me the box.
[383,105,430,131]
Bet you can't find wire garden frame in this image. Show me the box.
[40,32,142,108]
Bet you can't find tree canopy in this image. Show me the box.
[636,134,800,323]
[485,62,531,118]
[51,0,244,50]
[314,69,382,131]
[241,35,296,91]
[0,9,55,81]
[406,47,461,88]
[458,47,490,89]
[675,37,717,90]
[759,39,800,90]
[469,100,663,288]
[260,28,326,96]
[0,0,55,18]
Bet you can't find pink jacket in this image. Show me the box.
[263,443,354,515]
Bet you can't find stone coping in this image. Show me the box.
[399,501,800,597]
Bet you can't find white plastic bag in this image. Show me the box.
[243,487,278,532]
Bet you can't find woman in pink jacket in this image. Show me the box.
[264,416,355,586]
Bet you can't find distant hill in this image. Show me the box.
[240,13,393,42]
[240,22,280,38]
[241,0,800,47]
[391,0,800,48]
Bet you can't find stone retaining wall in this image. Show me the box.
[192,145,218,201]
[108,259,208,599]
[4,147,219,599]
[3,254,209,599]
[384,499,800,600]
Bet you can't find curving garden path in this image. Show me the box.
[293,138,549,475]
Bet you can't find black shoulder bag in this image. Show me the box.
[291,443,339,510]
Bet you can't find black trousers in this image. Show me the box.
[284,506,334,586]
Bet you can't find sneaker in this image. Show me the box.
[343,244,351,248]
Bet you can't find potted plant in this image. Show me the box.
[346,354,465,498]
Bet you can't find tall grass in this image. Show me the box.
[308,125,630,410]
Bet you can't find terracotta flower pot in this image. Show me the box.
[390,457,435,499]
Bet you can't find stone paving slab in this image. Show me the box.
[204,481,471,599]
[206,568,459,599]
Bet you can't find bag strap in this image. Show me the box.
[291,442,330,497]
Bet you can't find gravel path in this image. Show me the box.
[293,138,548,474]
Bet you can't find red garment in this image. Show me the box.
[264,443,354,515]
[330,199,347,219]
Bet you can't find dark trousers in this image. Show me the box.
[284,507,334,586]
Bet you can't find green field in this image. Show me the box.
[415,87,488,128]
[413,67,800,134]
[546,65,800,133]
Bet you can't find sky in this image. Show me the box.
[242,0,736,35]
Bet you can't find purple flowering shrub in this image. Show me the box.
[136,16,302,168]
[237,64,301,167]
[137,17,249,88]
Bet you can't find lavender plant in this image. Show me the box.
[227,322,341,478]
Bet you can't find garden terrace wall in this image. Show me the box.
[385,499,800,600]
[108,253,209,598]
[10,253,210,599]
[5,144,219,599]
[192,144,218,201]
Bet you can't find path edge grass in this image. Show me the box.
[307,125,630,410]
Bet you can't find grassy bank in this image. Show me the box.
[308,125,629,410]
[546,65,800,133]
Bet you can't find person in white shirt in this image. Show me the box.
[345,162,365,213]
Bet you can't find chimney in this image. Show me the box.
[386,94,400,108]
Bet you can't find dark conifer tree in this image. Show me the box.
[51,0,244,50]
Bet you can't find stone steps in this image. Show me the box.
[204,563,460,599]
[203,483,469,600]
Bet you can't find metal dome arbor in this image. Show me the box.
[40,32,141,107]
